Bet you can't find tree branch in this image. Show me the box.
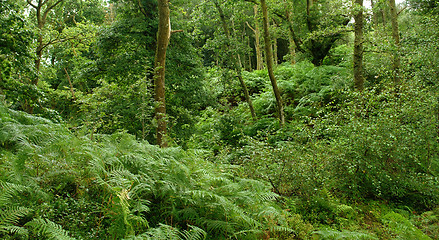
[27,0,37,9]
[138,0,149,19]
[245,21,255,32]
[43,0,64,22]
[243,0,258,4]
[397,6,407,15]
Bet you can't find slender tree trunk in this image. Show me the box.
[260,0,285,126]
[63,68,76,100]
[288,31,296,65]
[27,0,64,86]
[154,0,171,148]
[353,0,364,91]
[272,22,278,65]
[247,36,252,70]
[285,7,296,65]
[253,5,263,70]
[370,0,379,36]
[214,0,257,121]
[34,6,44,86]
[389,0,400,84]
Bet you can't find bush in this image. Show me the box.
[318,83,439,209]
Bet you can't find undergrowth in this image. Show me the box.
[0,103,293,239]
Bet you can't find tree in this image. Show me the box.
[26,0,65,85]
[213,0,257,121]
[154,0,171,148]
[0,0,37,113]
[389,0,400,84]
[276,0,350,66]
[353,0,364,91]
[260,0,285,126]
[246,4,264,70]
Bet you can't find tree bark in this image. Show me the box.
[288,30,296,65]
[214,0,257,121]
[154,0,171,148]
[27,0,64,85]
[260,0,285,126]
[253,5,264,70]
[353,0,364,91]
[389,0,400,84]
[370,0,379,36]
[64,68,76,100]
[285,6,297,65]
[272,21,278,65]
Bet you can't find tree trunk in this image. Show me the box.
[27,0,64,86]
[370,0,379,36]
[63,68,76,100]
[253,5,264,70]
[353,0,364,91]
[288,30,296,65]
[214,0,257,121]
[285,7,297,65]
[154,0,171,148]
[260,0,285,126]
[389,0,400,84]
[272,22,278,65]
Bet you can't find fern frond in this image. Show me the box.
[0,206,31,225]
[180,225,206,240]
[313,229,378,240]
[203,219,235,234]
[0,225,29,237]
[0,181,28,205]
[270,225,295,235]
[135,224,181,240]
[25,218,76,240]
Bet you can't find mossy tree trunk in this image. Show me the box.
[214,0,257,121]
[27,0,64,86]
[353,0,364,91]
[154,0,171,148]
[260,0,285,126]
[389,0,401,84]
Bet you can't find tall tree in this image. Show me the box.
[213,0,257,121]
[275,0,350,66]
[281,0,296,65]
[154,0,171,147]
[26,0,64,85]
[246,5,264,70]
[260,0,285,126]
[389,0,400,84]
[353,0,364,91]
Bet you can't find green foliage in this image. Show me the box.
[240,62,350,122]
[322,83,439,208]
[313,229,377,240]
[412,207,439,238]
[26,218,76,240]
[0,0,33,81]
[0,103,292,239]
[382,212,432,240]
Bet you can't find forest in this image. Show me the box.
[0,0,438,239]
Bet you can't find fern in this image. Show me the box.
[25,218,75,240]
[0,206,31,225]
[0,206,31,238]
[313,229,378,240]
[1,104,291,239]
